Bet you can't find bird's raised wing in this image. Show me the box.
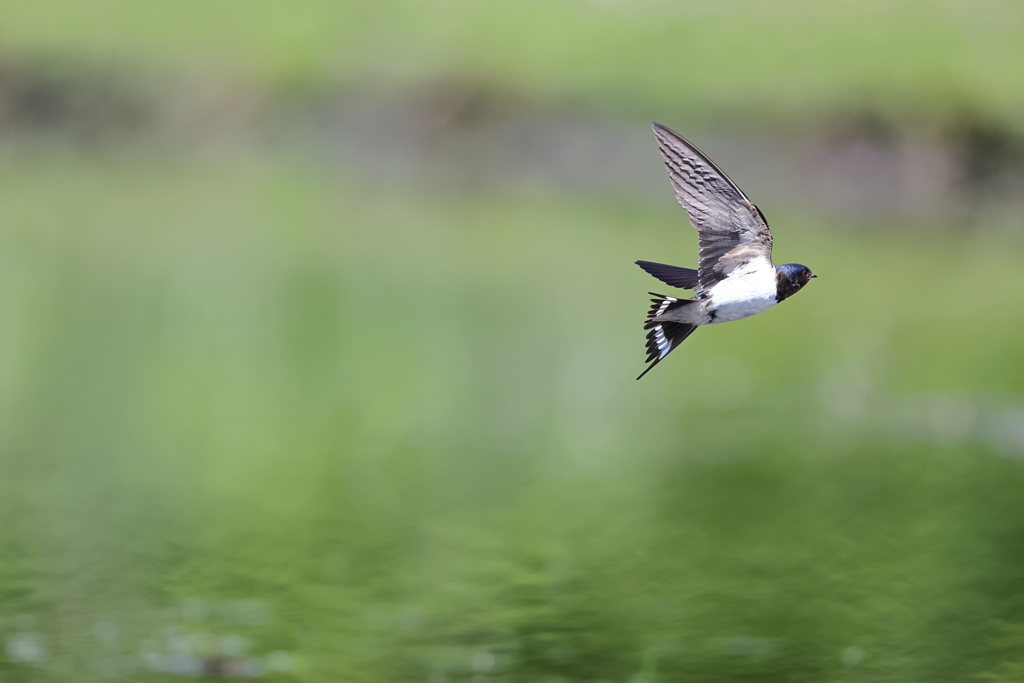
[651,123,773,291]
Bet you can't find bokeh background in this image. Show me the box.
[2,2,1024,681]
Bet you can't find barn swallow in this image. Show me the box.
[636,123,815,379]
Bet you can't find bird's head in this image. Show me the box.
[775,263,816,301]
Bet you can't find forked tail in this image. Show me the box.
[638,293,698,380]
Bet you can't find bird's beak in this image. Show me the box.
[810,273,817,278]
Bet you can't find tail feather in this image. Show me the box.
[645,291,693,323]
[638,293,698,379]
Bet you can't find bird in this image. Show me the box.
[636,122,816,379]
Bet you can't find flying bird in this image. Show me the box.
[636,123,816,379]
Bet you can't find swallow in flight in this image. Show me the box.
[636,123,816,379]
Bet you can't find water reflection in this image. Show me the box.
[1,601,294,679]
[841,646,864,667]
[6,631,46,664]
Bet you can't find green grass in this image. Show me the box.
[0,151,1023,681]
[3,1,1024,129]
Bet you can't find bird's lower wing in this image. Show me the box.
[635,260,700,290]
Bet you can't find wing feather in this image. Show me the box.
[651,123,773,290]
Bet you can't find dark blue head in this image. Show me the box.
[775,263,816,302]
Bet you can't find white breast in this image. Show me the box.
[704,259,777,324]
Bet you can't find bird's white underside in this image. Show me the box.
[657,258,778,326]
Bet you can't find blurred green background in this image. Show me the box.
[2,1,1024,681]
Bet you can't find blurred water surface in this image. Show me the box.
[1,2,1024,682]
